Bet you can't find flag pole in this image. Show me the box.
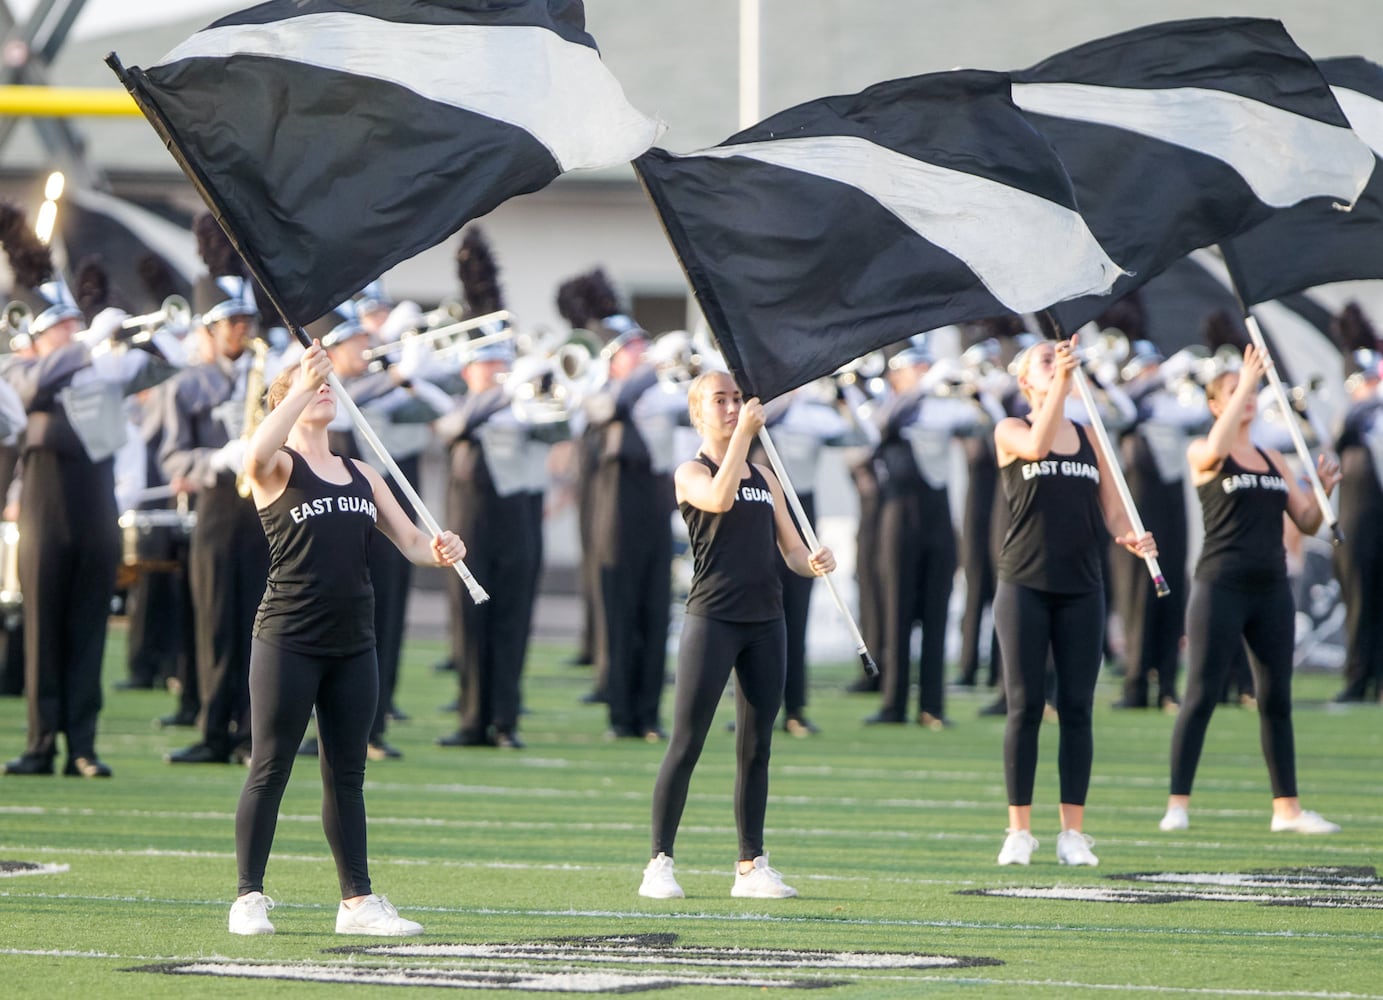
[1213,253,1343,546]
[107,52,489,603]
[1042,311,1170,598]
[756,427,878,678]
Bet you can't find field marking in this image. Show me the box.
[3,896,1382,944]
[0,861,69,878]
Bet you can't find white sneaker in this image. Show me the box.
[1270,810,1341,834]
[638,853,685,899]
[996,829,1038,866]
[228,891,276,935]
[1159,806,1189,832]
[1056,829,1099,867]
[731,854,798,898]
[335,894,423,936]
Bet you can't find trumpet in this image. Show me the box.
[420,299,466,328]
[120,294,191,336]
[360,308,513,362]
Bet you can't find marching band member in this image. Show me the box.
[865,338,985,731]
[159,263,270,766]
[748,386,852,736]
[993,337,1157,866]
[638,370,834,900]
[1159,343,1341,835]
[1332,331,1383,704]
[434,335,564,749]
[1110,341,1209,712]
[585,323,687,741]
[0,204,177,778]
[229,340,464,937]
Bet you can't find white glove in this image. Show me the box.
[395,333,430,381]
[209,437,249,474]
[80,307,129,348]
[379,300,424,344]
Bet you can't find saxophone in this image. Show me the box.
[235,338,269,498]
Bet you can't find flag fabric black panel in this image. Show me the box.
[57,189,197,313]
[1011,17,1375,334]
[110,0,661,328]
[635,70,1124,402]
[1221,57,1383,305]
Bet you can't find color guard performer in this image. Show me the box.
[1159,344,1342,835]
[993,338,1157,866]
[638,371,833,899]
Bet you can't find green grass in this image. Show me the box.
[1,624,1380,998]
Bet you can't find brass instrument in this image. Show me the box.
[359,308,514,363]
[235,338,269,498]
[120,294,192,338]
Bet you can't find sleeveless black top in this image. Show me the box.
[1194,448,1289,588]
[254,448,377,655]
[997,422,1105,593]
[679,455,783,623]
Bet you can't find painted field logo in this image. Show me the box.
[962,867,1383,909]
[130,933,1001,991]
[0,860,69,878]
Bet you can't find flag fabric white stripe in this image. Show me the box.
[1012,82,1374,208]
[690,135,1126,314]
[156,12,664,172]
[1333,87,1383,156]
[67,188,200,284]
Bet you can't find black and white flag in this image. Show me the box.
[635,70,1125,402]
[1221,57,1383,305]
[1010,17,1376,334]
[110,0,662,327]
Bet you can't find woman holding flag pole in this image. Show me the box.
[993,336,1157,867]
[227,341,466,936]
[1158,343,1342,836]
[639,370,834,900]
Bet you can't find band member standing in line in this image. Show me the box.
[1158,344,1342,835]
[993,338,1157,867]
[228,341,465,936]
[639,371,834,900]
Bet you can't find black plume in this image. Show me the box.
[0,198,56,290]
[74,255,113,320]
[1095,291,1145,343]
[1331,301,1379,354]
[193,211,243,278]
[555,268,621,330]
[1201,309,1248,353]
[138,253,182,304]
[455,227,504,317]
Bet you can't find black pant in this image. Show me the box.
[189,485,268,756]
[16,450,119,762]
[1170,577,1297,798]
[995,581,1104,807]
[779,493,815,717]
[1333,489,1383,700]
[651,614,786,861]
[957,441,997,686]
[236,639,377,898]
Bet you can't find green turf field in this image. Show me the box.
[1,627,1380,998]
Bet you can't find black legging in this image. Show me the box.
[1170,578,1297,798]
[235,640,377,898]
[994,581,1104,807]
[651,614,786,861]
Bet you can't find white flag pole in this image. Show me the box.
[327,372,490,603]
[1242,312,1342,545]
[1043,312,1170,598]
[756,427,878,678]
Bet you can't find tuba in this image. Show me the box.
[235,338,270,498]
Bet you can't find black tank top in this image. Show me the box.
[680,456,783,622]
[997,422,1104,593]
[254,448,377,655]
[1194,448,1289,588]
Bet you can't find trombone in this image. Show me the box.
[359,308,514,362]
[119,294,191,339]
